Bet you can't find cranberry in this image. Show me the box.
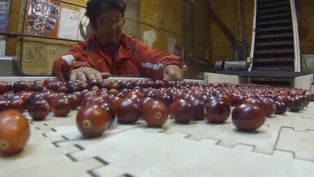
[275,102,287,115]
[0,109,30,156]
[142,100,169,128]
[288,97,303,112]
[232,104,266,132]
[204,101,230,124]
[76,104,110,138]
[169,99,193,124]
[50,95,71,117]
[28,99,50,121]
[116,99,141,124]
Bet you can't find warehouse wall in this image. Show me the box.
[141,0,183,51]
[298,0,314,55]
[140,0,211,63]
[193,0,211,63]
[210,0,254,64]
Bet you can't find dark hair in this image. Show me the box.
[86,0,127,26]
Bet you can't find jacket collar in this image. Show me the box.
[85,33,132,70]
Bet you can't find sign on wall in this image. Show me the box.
[24,0,61,37]
[58,8,80,40]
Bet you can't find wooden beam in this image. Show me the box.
[208,5,236,45]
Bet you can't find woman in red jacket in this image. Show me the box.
[52,0,186,83]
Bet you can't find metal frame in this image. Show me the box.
[239,0,245,41]
[248,0,257,72]
[203,72,313,90]
[0,32,81,42]
[290,0,301,72]
[0,76,206,84]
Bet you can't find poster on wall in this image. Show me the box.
[0,35,6,56]
[22,42,48,74]
[25,0,61,37]
[0,0,10,14]
[0,0,10,33]
[46,45,70,72]
[58,8,79,40]
[0,14,8,32]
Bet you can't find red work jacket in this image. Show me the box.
[52,34,186,80]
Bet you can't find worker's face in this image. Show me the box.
[95,8,125,44]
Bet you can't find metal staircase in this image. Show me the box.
[249,0,301,85]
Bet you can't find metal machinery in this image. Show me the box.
[209,0,313,90]
[0,56,24,76]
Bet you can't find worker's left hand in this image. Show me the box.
[163,65,185,81]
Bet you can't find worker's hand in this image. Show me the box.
[163,65,185,81]
[69,67,110,83]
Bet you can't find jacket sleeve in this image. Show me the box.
[52,42,92,80]
[134,40,186,80]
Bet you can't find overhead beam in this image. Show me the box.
[208,5,236,45]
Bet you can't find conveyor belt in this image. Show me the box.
[1,104,314,177]
[252,0,295,74]
[1,76,314,177]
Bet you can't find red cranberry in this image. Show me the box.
[142,100,169,128]
[140,97,154,110]
[28,92,45,104]
[169,99,193,124]
[57,86,68,93]
[189,98,204,121]
[31,82,44,92]
[3,92,15,100]
[9,97,24,112]
[0,110,30,156]
[232,104,266,132]
[67,94,81,110]
[204,101,231,124]
[125,92,142,105]
[0,98,9,112]
[0,81,12,94]
[116,99,141,124]
[261,97,276,117]
[44,92,57,105]
[50,95,71,117]
[43,78,55,86]
[242,98,263,108]
[13,81,32,92]
[88,96,105,105]
[288,97,303,112]
[159,93,173,105]
[28,99,50,121]
[66,81,82,93]
[276,96,290,106]
[275,102,287,115]
[100,102,115,127]
[218,94,232,105]
[76,104,110,138]
[233,94,246,106]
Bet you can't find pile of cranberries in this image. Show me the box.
[0,78,313,156]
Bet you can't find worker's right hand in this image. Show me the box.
[69,67,110,83]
